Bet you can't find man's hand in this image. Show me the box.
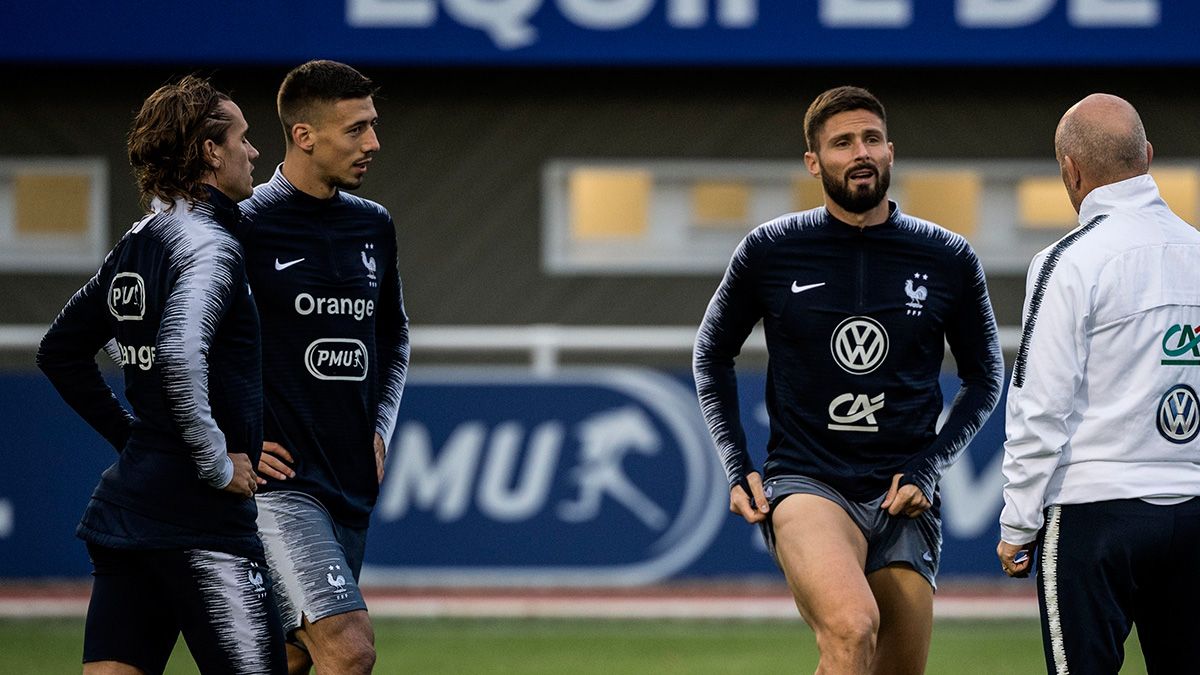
[881,473,930,517]
[222,452,258,498]
[730,471,770,524]
[257,441,295,484]
[374,432,387,485]
[997,540,1036,578]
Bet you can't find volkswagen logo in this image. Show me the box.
[831,316,889,375]
[1158,384,1199,444]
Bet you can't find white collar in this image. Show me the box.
[1078,174,1164,224]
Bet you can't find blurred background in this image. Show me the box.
[0,3,1197,665]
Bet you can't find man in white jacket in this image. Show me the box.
[998,93,1200,674]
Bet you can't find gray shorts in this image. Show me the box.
[760,475,941,589]
[255,491,369,635]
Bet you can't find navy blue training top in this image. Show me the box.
[237,167,410,528]
[693,203,1004,503]
[37,186,264,559]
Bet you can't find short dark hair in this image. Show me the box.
[277,60,377,142]
[127,75,233,207]
[803,86,887,153]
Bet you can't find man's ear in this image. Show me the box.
[804,151,820,178]
[1063,154,1082,191]
[291,123,315,152]
[203,138,221,170]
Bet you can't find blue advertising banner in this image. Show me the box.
[0,366,1008,583]
[0,1,1195,66]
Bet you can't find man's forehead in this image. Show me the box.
[820,109,886,137]
[318,97,377,126]
[220,99,249,130]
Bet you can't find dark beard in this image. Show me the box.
[821,163,890,214]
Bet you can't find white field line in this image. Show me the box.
[0,594,1036,620]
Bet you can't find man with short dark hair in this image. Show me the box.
[999,93,1200,674]
[238,60,409,674]
[38,75,286,674]
[694,85,1003,673]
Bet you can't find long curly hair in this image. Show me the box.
[127,75,234,208]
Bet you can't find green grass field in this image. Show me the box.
[0,618,1148,674]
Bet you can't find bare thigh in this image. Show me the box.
[771,493,874,632]
[867,564,933,675]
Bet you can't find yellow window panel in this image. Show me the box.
[692,180,750,228]
[791,173,825,213]
[1018,176,1076,229]
[15,173,91,235]
[569,168,651,240]
[1151,167,1199,226]
[900,171,980,237]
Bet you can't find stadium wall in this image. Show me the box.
[1,367,1013,584]
[2,65,1200,346]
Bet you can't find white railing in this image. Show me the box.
[0,325,47,350]
[1,324,1022,374]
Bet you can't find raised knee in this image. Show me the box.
[818,611,879,651]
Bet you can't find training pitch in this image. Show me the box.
[0,617,1149,674]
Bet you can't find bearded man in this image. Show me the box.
[693,85,1003,674]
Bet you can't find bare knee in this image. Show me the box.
[303,612,376,675]
[816,609,879,655]
[333,639,376,674]
[314,635,375,674]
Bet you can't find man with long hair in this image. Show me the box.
[37,75,285,673]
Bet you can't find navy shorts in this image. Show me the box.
[255,491,369,638]
[760,475,942,589]
[84,543,286,674]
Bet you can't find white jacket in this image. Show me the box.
[1000,174,1200,545]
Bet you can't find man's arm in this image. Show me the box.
[693,230,767,493]
[372,227,410,480]
[157,235,243,492]
[36,256,134,451]
[999,251,1089,546]
[897,244,1004,506]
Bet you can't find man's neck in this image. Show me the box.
[825,199,890,229]
[281,154,336,200]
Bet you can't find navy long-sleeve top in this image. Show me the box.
[37,187,264,558]
[693,203,1004,503]
[237,167,409,528]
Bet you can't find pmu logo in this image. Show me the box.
[1161,325,1200,365]
[305,339,368,381]
[107,272,146,321]
[827,392,885,432]
[1158,384,1199,444]
[831,316,888,374]
[365,368,726,586]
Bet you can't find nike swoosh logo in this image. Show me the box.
[274,257,305,271]
[791,281,826,294]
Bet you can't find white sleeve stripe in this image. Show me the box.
[157,201,239,487]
